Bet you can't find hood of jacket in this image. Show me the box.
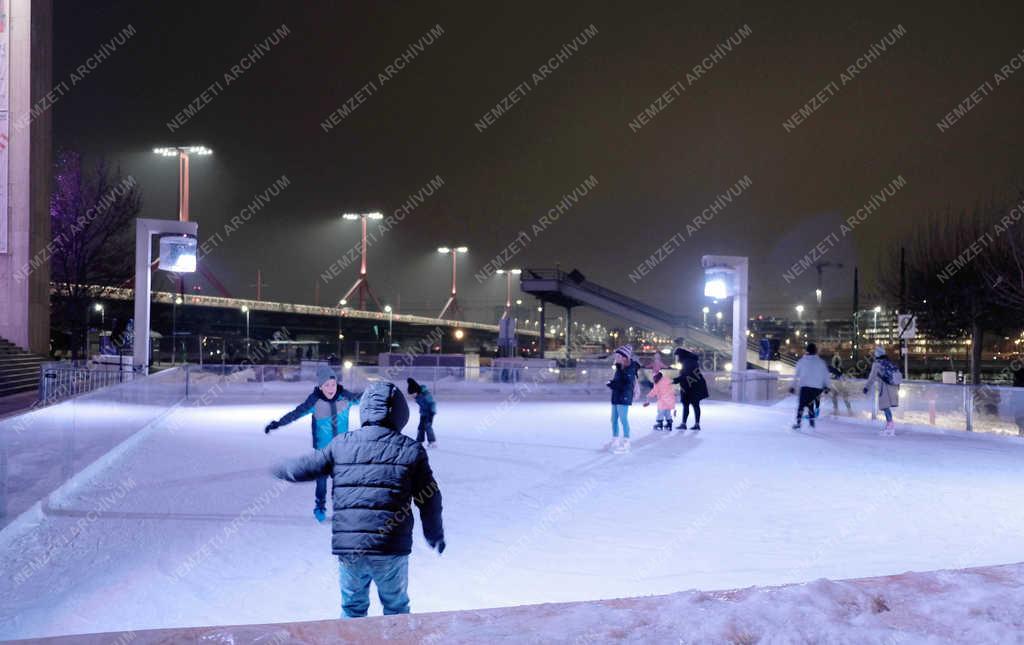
[359,381,409,431]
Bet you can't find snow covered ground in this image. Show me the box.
[1,396,1023,640]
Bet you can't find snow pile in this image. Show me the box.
[12,562,1023,644]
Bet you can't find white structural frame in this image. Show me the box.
[701,255,749,402]
[134,218,199,373]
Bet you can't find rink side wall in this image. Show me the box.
[10,561,1023,644]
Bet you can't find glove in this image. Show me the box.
[265,420,280,434]
[643,402,650,407]
[431,539,446,555]
[823,388,830,394]
[862,387,868,394]
[788,387,795,395]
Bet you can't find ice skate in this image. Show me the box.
[883,421,895,436]
[809,417,816,428]
[313,507,327,523]
[614,438,631,453]
[792,421,802,431]
[427,441,438,449]
[690,424,701,431]
[605,438,620,452]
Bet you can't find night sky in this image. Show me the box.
[53,1,1024,323]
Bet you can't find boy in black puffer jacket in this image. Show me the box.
[273,381,445,618]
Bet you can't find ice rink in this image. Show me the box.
[2,396,1023,640]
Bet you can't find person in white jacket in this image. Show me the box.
[790,342,830,429]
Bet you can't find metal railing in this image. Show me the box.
[39,362,136,404]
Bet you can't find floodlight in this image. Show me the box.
[158,234,198,273]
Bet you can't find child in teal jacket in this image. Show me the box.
[265,365,361,521]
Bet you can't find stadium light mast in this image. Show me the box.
[339,212,384,311]
[437,246,468,319]
[153,146,212,223]
[495,268,522,314]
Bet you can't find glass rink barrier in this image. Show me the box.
[0,366,188,531]
[178,363,1024,436]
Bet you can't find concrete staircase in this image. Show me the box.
[0,337,45,398]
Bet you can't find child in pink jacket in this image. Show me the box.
[644,371,676,431]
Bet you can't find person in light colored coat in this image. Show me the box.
[790,342,830,429]
[863,346,900,435]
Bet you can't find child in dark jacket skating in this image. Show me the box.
[264,365,361,522]
[407,378,438,447]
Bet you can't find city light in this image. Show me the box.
[454,329,465,340]
[94,303,103,312]
[704,278,728,299]
[384,305,392,313]
[343,360,353,369]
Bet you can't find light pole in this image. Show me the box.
[241,305,250,356]
[795,304,804,322]
[702,255,749,402]
[153,146,212,223]
[384,304,393,350]
[715,310,723,333]
[94,303,105,327]
[153,146,221,300]
[494,268,522,314]
[702,306,710,329]
[495,268,522,357]
[437,246,468,319]
[134,219,199,373]
[340,212,385,310]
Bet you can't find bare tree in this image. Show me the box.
[884,204,1012,385]
[50,150,142,359]
[981,189,1024,311]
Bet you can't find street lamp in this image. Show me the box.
[494,268,523,313]
[134,218,199,373]
[815,288,822,305]
[702,305,710,328]
[93,303,105,326]
[702,255,749,402]
[340,212,385,310]
[795,304,804,321]
[384,304,393,349]
[437,245,468,319]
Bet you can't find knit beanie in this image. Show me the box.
[316,364,338,384]
[407,378,422,395]
[614,344,633,361]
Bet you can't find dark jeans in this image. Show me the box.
[797,387,823,421]
[315,476,328,511]
[416,413,436,443]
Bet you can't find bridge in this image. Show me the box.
[519,268,795,373]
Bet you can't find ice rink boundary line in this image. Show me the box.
[0,404,184,551]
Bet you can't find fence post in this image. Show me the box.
[185,364,190,400]
[965,385,974,432]
[871,382,878,421]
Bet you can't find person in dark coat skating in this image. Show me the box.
[264,365,361,522]
[407,378,438,447]
[272,381,445,618]
[673,347,709,430]
[606,344,640,452]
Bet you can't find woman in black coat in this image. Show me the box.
[673,347,709,430]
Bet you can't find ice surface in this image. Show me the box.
[1,397,1023,640]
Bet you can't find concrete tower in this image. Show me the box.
[0,0,52,353]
